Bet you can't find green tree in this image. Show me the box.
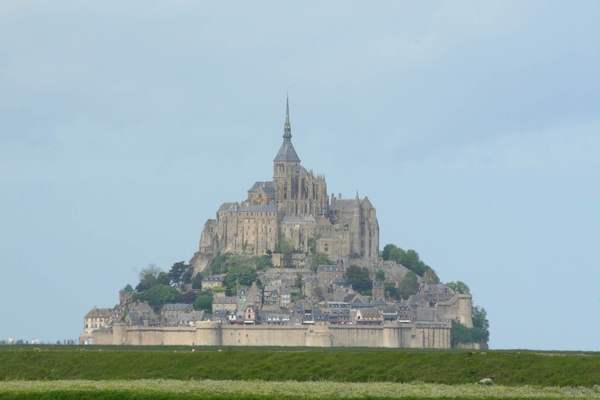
[251,255,273,271]
[384,282,400,300]
[123,284,134,293]
[156,271,171,286]
[193,291,214,311]
[136,264,162,292]
[276,238,296,267]
[295,272,303,289]
[345,265,372,294]
[168,261,190,287]
[381,244,397,261]
[423,268,440,284]
[209,253,232,275]
[447,281,470,294]
[472,305,490,333]
[134,284,181,311]
[191,273,203,290]
[224,264,258,289]
[375,269,385,282]
[310,252,332,272]
[307,236,318,255]
[384,245,430,277]
[236,265,258,286]
[450,320,489,347]
[181,291,197,304]
[398,271,419,299]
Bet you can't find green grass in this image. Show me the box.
[1,346,599,388]
[1,380,599,399]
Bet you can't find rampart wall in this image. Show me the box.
[89,322,451,349]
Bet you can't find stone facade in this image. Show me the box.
[191,96,379,273]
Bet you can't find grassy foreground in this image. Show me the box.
[1,380,599,400]
[1,346,599,387]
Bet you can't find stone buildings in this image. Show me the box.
[191,96,379,273]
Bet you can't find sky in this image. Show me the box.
[1,1,599,350]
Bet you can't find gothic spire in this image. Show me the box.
[274,90,300,163]
[283,90,291,138]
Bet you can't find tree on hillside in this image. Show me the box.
[251,255,273,271]
[295,272,303,289]
[136,264,163,292]
[423,268,440,284]
[381,244,396,261]
[398,271,419,300]
[139,263,162,281]
[181,291,197,304]
[311,252,332,272]
[472,305,489,333]
[376,269,385,282]
[123,284,134,293]
[446,281,470,294]
[209,253,232,275]
[384,282,400,300]
[191,273,203,290]
[193,291,214,311]
[157,271,171,286]
[223,264,258,291]
[345,265,372,294]
[381,244,430,277]
[275,238,297,268]
[134,284,181,311]
[168,261,190,287]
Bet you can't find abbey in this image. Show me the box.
[191,96,379,272]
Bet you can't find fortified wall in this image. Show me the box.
[90,322,451,349]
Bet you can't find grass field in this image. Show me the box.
[1,346,599,399]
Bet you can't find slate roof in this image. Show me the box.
[249,181,274,191]
[85,307,112,319]
[219,202,235,212]
[162,304,192,312]
[274,138,300,162]
[282,216,316,224]
[330,199,360,212]
[228,204,278,213]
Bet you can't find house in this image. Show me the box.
[83,306,113,334]
[263,285,281,309]
[354,309,383,325]
[212,297,238,313]
[212,309,229,324]
[161,304,193,320]
[178,310,205,326]
[280,287,292,308]
[236,286,257,309]
[202,276,224,291]
[244,305,258,324]
[265,312,291,325]
[317,265,343,287]
[125,302,158,326]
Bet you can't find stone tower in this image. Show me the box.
[273,95,328,218]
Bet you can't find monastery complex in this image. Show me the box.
[80,96,478,349]
[191,95,379,274]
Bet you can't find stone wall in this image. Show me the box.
[435,294,473,328]
[90,322,451,349]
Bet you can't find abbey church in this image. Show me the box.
[191,96,379,272]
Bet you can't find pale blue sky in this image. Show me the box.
[1,2,599,349]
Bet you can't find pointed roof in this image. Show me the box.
[274,92,301,162]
